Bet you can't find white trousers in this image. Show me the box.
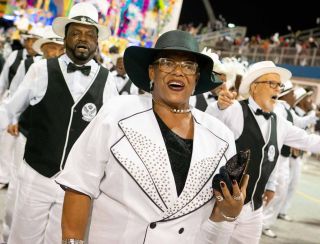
[280,156,303,214]
[8,162,64,244]
[2,134,26,242]
[207,204,263,244]
[262,155,290,228]
[0,131,15,184]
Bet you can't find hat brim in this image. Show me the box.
[20,34,41,39]
[239,66,292,96]
[294,91,313,106]
[52,17,110,41]
[32,38,64,55]
[124,46,221,95]
[278,88,294,98]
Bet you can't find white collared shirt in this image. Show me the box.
[274,100,317,129]
[206,96,270,141]
[9,55,43,94]
[0,54,118,129]
[206,96,320,192]
[0,49,28,97]
[189,92,217,109]
[205,96,320,153]
[110,70,139,95]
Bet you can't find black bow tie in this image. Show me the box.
[255,109,273,120]
[116,74,126,79]
[208,94,218,100]
[67,62,91,76]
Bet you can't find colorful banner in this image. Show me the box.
[0,0,8,16]
[3,0,183,48]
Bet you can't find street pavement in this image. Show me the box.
[0,156,319,243]
[261,155,320,244]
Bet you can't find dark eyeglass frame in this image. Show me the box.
[254,81,284,89]
[153,58,198,75]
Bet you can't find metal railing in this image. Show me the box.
[280,27,320,40]
[204,45,320,67]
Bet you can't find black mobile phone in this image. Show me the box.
[212,150,250,195]
[227,149,250,185]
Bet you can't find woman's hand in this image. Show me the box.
[210,174,249,222]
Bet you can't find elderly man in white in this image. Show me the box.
[262,81,319,238]
[206,61,320,244]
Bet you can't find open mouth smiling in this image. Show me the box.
[167,81,185,91]
[76,44,89,52]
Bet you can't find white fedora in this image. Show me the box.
[20,25,44,39]
[278,80,293,98]
[239,61,292,97]
[32,26,64,55]
[293,87,313,106]
[52,2,110,41]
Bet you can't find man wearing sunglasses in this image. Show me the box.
[206,61,320,244]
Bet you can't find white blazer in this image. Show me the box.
[57,95,236,244]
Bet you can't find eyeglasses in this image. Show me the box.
[153,58,198,75]
[254,81,284,89]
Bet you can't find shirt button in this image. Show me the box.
[150,222,157,229]
[178,228,184,234]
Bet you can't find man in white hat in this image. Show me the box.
[189,48,228,111]
[205,61,320,243]
[0,26,42,190]
[262,81,319,238]
[278,87,318,221]
[8,26,64,94]
[111,55,139,95]
[0,26,43,99]
[0,2,118,243]
[0,26,65,243]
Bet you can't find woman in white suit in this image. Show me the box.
[56,30,249,244]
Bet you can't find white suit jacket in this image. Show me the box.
[57,95,236,244]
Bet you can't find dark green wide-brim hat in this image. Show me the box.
[123,30,222,95]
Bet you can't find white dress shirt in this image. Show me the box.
[294,106,306,117]
[0,54,119,129]
[111,70,139,95]
[189,92,217,109]
[9,55,43,95]
[274,100,317,129]
[0,49,28,96]
[206,97,320,192]
[206,96,270,141]
[206,96,320,153]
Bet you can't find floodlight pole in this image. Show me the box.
[201,0,216,26]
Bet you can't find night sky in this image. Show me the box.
[179,0,320,38]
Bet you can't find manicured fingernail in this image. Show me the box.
[232,180,237,185]
[220,182,225,187]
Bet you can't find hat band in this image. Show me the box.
[282,87,293,93]
[48,38,64,42]
[71,16,98,25]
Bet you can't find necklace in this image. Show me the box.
[152,98,192,114]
